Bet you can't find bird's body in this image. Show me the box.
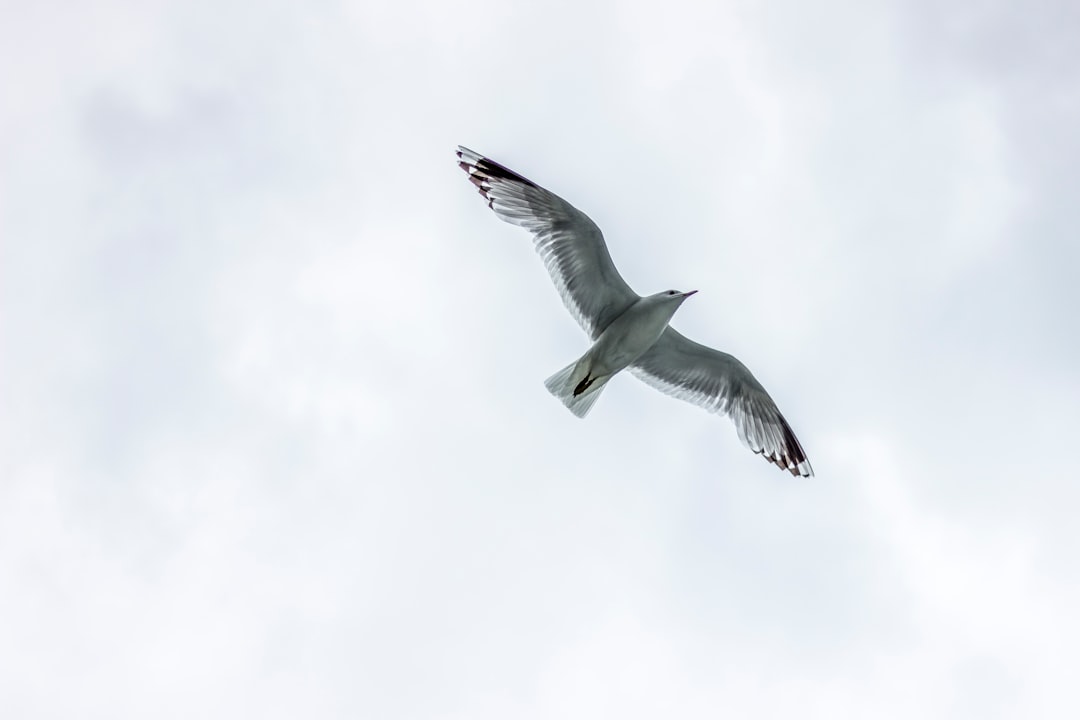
[544,290,694,417]
[590,291,691,373]
[456,146,814,477]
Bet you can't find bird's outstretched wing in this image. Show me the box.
[631,328,814,477]
[457,146,639,338]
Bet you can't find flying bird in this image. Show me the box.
[456,146,813,477]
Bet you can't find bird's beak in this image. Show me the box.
[682,290,698,297]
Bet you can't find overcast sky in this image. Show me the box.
[2,0,1078,718]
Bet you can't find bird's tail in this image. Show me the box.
[543,357,611,418]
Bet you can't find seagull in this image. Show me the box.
[456,146,814,477]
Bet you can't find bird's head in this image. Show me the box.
[654,289,698,303]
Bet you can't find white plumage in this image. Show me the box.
[457,146,813,477]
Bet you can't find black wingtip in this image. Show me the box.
[754,414,812,477]
[455,147,542,191]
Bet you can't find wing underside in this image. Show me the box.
[632,328,813,477]
[457,146,638,338]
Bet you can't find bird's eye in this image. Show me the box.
[668,290,677,295]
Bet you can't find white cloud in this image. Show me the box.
[2,0,1078,717]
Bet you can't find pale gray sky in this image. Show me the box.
[2,1,1078,718]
